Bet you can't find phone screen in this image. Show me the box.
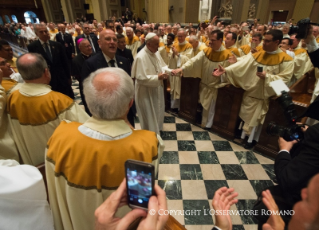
[251,42,257,49]
[125,160,154,210]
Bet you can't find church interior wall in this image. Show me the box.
[310,0,319,23]
[0,0,46,24]
[267,0,296,23]
[169,0,186,23]
[147,0,169,23]
[185,0,200,23]
[291,0,314,22]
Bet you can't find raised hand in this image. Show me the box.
[212,187,238,230]
[262,190,285,230]
[212,64,226,77]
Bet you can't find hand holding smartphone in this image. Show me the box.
[125,160,155,210]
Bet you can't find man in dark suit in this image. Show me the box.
[28,24,74,99]
[75,23,100,55]
[55,24,75,67]
[72,38,93,114]
[81,29,136,127]
[253,113,319,227]
[116,34,133,66]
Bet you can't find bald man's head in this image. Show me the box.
[17,53,49,82]
[83,68,134,120]
[98,29,118,57]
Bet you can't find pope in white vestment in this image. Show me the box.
[132,33,169,134]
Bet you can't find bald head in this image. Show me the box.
[17,53,49,81]
[98,29,117,58]
[83,68,134,120]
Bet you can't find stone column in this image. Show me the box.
[41,0,54,22]
[231,0,250,23]
[256,0,269,24]
[90,0,108,22]
[292,0,314,22]
[40,0,63,23]
[60,0,75,22]
[199,0,212,22]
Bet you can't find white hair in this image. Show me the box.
[177,28,186,35]
[126,27,133,32]
[189,35,198,41]
[83,68,134,120]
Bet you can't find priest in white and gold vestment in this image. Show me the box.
[45,68,164,230]
[6,53,89,166]
[213,30,294,147]
[172,30,233,128]
[0,58,20,161]
[125,27,141,58]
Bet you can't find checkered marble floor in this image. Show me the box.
[72,80,275,230]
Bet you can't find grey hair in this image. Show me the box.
[189,35,198,41]
[16,53,48,80]
[79,38,89,47]
[177,28,186,35]
[126,27,133,32]
[83,68,134,120]
[34,23,47,34]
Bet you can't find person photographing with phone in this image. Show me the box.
[45,67,164,230]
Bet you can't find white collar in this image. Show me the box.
[83,117,132,137]
[19,83,51,96]
[102,52,117,63]
[178,41,187,45]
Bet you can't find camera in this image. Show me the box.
[289,18,317,39]
[267,91,304,141]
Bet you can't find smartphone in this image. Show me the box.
[125,160,155,211]
[257,66,263,72]
[251,42,257,49]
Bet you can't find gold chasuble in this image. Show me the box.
[226,45,241,57]
[2,79,18,94]
[0,84,19,161]
[159,45,173,65]
[169,42,193,100]
[49,28,58,40]
[6,84,89,166]
[182,46,233,127]
[225,48,294,133]
[239,44,263,56]
[316,37,319,43]
[125,35,141,58]
[8,57,18,73]
[46,121,159,230]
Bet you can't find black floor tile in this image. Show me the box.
[176,123,192,131]
[158,180,182,199]
[193,131,211,140]
[180,164,203,180]
[212,141,233,151]
[178,141,196,151]
[221,164,248,180]
[198,151,220,164]
[183,200,214,225]
[160,151,179,164]
[204,180,228,199]
[235,151,260,164]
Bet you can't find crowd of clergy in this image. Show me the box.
[1,13,319,230]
